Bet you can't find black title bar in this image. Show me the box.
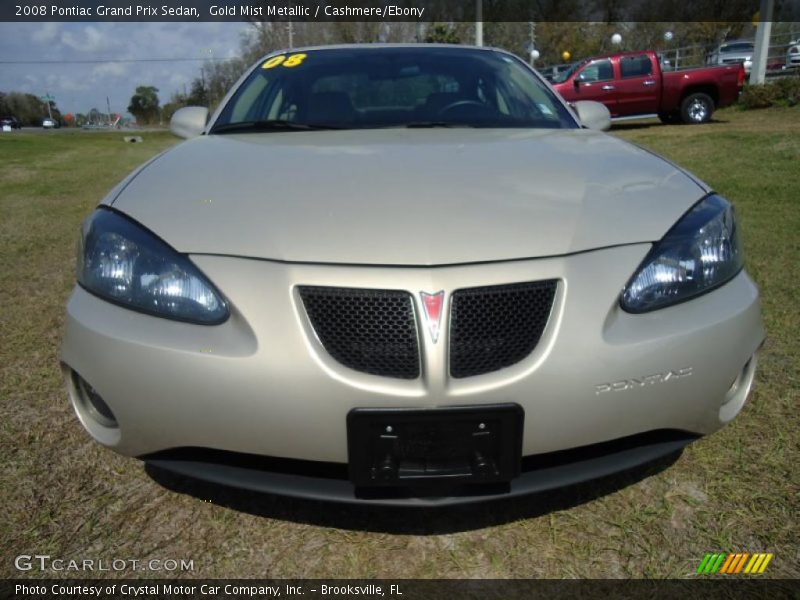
[4,0,800,22]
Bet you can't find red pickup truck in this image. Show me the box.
[550,50,745,124]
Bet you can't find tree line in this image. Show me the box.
[150,19,762,120]
[129,16,797,125]
[0,91,127,127]
[0,92,61,126]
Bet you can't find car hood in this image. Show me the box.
[109,128,705,266]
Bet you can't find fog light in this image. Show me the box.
[719,355,757,423]
[63,366,121,447]
[72,371,117,428]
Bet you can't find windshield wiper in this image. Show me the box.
[211,120,344,134]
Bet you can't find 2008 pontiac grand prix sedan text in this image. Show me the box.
[61,45,764,506]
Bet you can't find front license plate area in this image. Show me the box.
[347,404,524,487]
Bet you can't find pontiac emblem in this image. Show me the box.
[420,291,444,343]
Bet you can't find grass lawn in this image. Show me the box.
[1,108,798,579]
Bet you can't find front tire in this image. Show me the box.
[680,93,714,124]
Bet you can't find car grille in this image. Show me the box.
[299,286,420,379]
[449,281,557,378]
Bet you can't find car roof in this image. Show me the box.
[566,50,655,64]
[257,43,509,61]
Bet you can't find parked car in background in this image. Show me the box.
[551,50,745,124]
[707,40,754,74]
[42,118,58,129]
[1,115,21,129]
[788,40,800,69]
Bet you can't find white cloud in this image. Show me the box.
[19,75,38,93]
[169,72,191,87]
[31,22,61,44]
[92,62,130,78]
[61,25,113,53]
[45,73,91,93]
[0,22,250,115]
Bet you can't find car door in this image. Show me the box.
[569,59,618,115]
[615,54,660,116]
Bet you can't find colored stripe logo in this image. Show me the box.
[696,553,773,574]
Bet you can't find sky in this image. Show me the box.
[0,22,253,116]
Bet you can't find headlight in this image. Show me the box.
[621,194,744,313]
[77,209,229,324]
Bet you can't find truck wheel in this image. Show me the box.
[681,93,714,124]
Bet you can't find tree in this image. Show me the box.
[0,91,62,126]
[161,90,187,124]
[203,58,248,109]
[128,85,160,125]
[424,24,462,44]
[187,78,209,107]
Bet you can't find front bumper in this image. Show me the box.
[144,430,698,507]
[62,244,763,501]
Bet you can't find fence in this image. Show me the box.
[540,30,800,80]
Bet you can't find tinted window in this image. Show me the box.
[620,55,653,78]
[552,62,580,83]
[215,47,577,131]
[721,43,754,53]
[577,60,613,82]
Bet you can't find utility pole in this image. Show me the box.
[41,93,54,119]
[201,48,214,106]
[106,96,112,126]
[475,0,483,47]
[750,0,774,84]
[208,48,214,105]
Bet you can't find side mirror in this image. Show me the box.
[170,106,209,139]
[573,77,581,89]
[573,100,611,131]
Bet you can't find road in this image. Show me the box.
[2,126,168,134]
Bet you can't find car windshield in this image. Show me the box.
[551,61,583,83]
[212,47,577,132]
[721,43,754,53]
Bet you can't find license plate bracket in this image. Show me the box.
[347,404,524,487]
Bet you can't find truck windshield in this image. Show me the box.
[212,47,578,132]
[551,61,585,83]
